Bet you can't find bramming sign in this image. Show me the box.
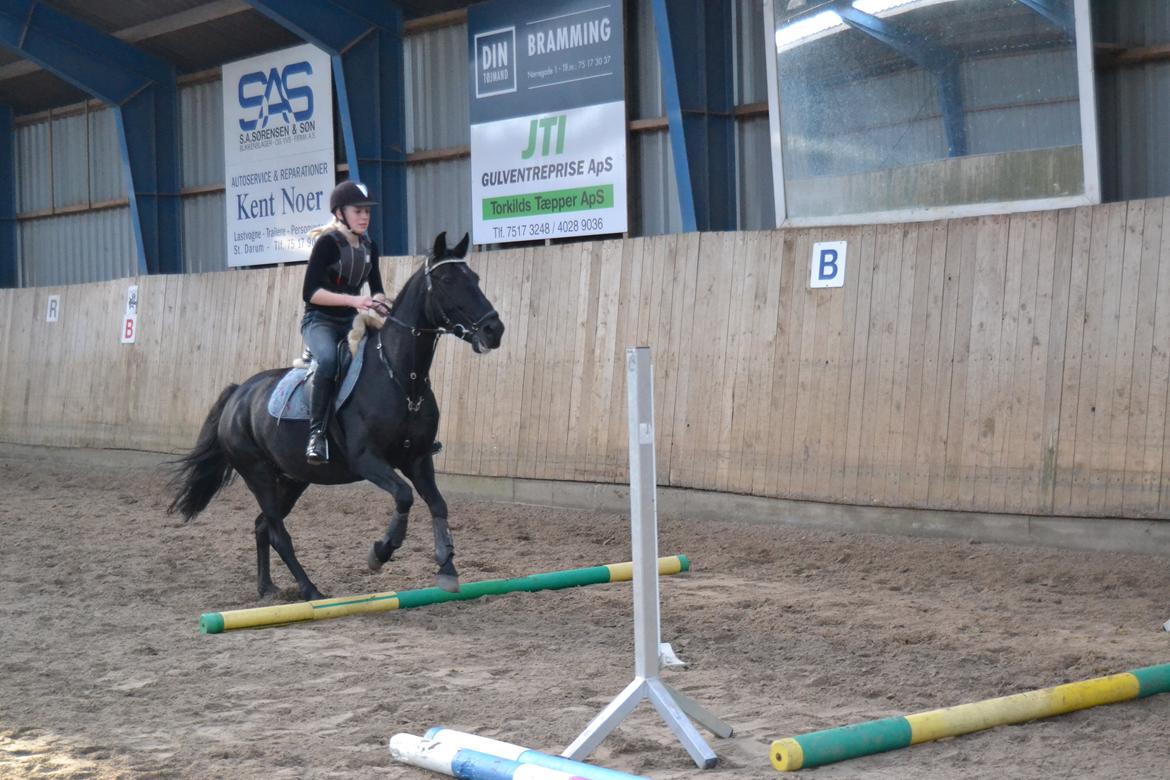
[468,0,627,245]
[222,43,335,267]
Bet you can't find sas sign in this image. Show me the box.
[237,61,315,131]
[222,43,335,267]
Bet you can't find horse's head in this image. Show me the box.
[424,232,505,354]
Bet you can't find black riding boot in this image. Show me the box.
[306,374,336,464]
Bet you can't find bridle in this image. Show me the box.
[375,257,498,342]
[370,255,498,413]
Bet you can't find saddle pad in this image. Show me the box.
[266,335,369,421]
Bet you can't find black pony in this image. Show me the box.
[168,232,504,600]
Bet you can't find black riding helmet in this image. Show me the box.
[329,180,377,213]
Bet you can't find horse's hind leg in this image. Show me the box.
[240,468,319,600]
[255,513,280,599]
[407,456,458,593]
[264,512,324,601]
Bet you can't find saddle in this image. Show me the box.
[267,309,386,422]
[266,337,367,422]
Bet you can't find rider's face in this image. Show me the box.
[340,205,371,233]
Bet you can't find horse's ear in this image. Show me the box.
[453,232,470,258]
[432,231,448,258]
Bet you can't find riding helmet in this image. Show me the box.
[329,180,378,212]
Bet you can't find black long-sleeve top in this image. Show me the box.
[301,230,385,318]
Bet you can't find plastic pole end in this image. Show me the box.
[770,738,803,772]
[199,612,225,634]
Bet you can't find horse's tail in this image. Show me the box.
[167,383,239,521]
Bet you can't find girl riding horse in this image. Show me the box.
[301,180,386,464]
[168,230,504,599]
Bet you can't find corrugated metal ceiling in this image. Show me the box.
[134,13,301,74]
[44,0,471,32]
[0,1,479,116]
[0,71,88,115]
[47,0,214,33]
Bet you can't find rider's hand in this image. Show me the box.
[352,295,375,311]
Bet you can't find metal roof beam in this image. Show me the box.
[0,0,251,82]
[244,1,408,253]
[1014,0,1074,38]
[322,0,402,32]
[0,1,170,104]
[835,3,967,157]
[0,1,183,274]
[243,1,374,54]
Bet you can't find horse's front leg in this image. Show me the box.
[354,455,415,572]
[407,455,458,593]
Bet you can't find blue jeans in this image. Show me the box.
[300,309,351,383]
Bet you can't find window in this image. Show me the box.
[764,0,1099,224]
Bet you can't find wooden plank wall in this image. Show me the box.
[3,200,1170,519]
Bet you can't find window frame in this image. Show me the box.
[761,0,1101,227]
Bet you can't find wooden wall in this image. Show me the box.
[2,200,1170,519]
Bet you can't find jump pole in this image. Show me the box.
[563,347,732,770]
[198,555,689,634]
[420,728,648,780]
[770,662,1170,771]
[390,733,589,780]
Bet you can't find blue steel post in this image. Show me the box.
[0,105,15,287]
[651,0,739,233]
[0,1,182,275]
[243,1,408,254]
[122,74,183,275]
[341,23,407,255]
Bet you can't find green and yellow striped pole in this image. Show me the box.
[771,663,1170,771]
[200,554,689,634]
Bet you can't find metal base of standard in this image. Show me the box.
[563,677,730,770]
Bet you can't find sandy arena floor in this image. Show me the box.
[1,444,1169,779]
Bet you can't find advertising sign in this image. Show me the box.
[222,43,335,267]
[121,285,138,344]
[469,0,626,245]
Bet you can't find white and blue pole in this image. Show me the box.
[391,733,587,780]
[422,728,648,780]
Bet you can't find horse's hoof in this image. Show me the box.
[436,574,460,593]
[368,542,386,571]
[302,588,327,602]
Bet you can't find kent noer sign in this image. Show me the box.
[469,0,627,245]
[223,43,335,267]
